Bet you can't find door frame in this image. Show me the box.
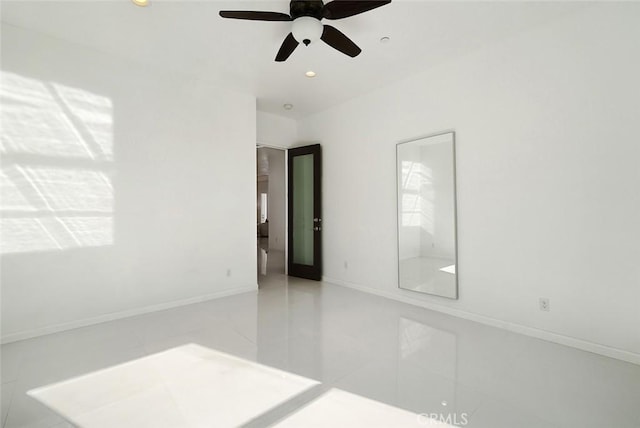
[287,143,322,280]
[256,141,322,278]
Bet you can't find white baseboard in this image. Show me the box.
[1,285,258,344]
[322,276,640,366]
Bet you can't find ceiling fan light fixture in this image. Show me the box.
[292,17,323,46]
[305,71,316,78]
[219,1,392,61]
[132,0,149,7]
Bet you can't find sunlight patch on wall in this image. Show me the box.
[20,167,113,212]
[1,71,114,254]
[52,83,113,160]
[1,169,36,212]
[0,218,63,253]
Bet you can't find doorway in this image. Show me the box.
[256,147,286,282]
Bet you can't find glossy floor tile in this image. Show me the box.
[273,389,451,428]
[29,344,320,428]
[1,250,639,427]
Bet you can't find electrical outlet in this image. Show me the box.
[226,269,231,277]
[539,298,550,311]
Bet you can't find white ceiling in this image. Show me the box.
[1,0,587,119]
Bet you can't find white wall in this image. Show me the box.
[257,111,297,148]
[265,148,286,252]
[298,4,640,361]
[0,25,257,342]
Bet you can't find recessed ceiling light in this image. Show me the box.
[380,36,390,44]
[305,71,316,78]
[132,0,149,7]
[283,103,293,110]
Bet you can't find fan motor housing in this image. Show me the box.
[290,0,324,20]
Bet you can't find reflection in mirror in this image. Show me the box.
[397,132,458,299]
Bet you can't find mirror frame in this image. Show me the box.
[396,131,459,299]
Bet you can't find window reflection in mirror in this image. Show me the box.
[397,132,458,299]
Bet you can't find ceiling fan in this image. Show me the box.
[219,0,391,62]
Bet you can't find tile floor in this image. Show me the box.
[1,245,639,427]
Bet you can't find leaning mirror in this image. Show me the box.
[397,132,458,299]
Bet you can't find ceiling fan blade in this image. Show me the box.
[275,33,299,62]
[321,25,361,58]
[322,0,391,20]
[219,11,292,21]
